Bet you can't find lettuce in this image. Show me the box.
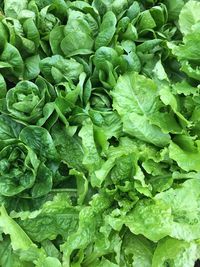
[0,0,200,266]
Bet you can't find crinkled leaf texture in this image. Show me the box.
[0,0,200,266]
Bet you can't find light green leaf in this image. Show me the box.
[79,119,102,182]
[156,179,200,241]
[4,0,28,18]
[0,206,33,250]
[122,233,154,267]
[125,198,173,242]
[179,0,200,35]
[123,113,170,147]
[169,135,200,172]
[12,193,79,242]
[113,72,158,116]
[152,237,199,267]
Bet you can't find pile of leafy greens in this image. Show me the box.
[0,0,200,266]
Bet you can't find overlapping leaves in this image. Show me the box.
[0,0,200,266]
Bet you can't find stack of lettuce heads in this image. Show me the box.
[0,0,200,266]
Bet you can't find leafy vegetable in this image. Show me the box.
[0,0,200,266]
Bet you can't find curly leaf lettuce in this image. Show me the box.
[0,0,200,266]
